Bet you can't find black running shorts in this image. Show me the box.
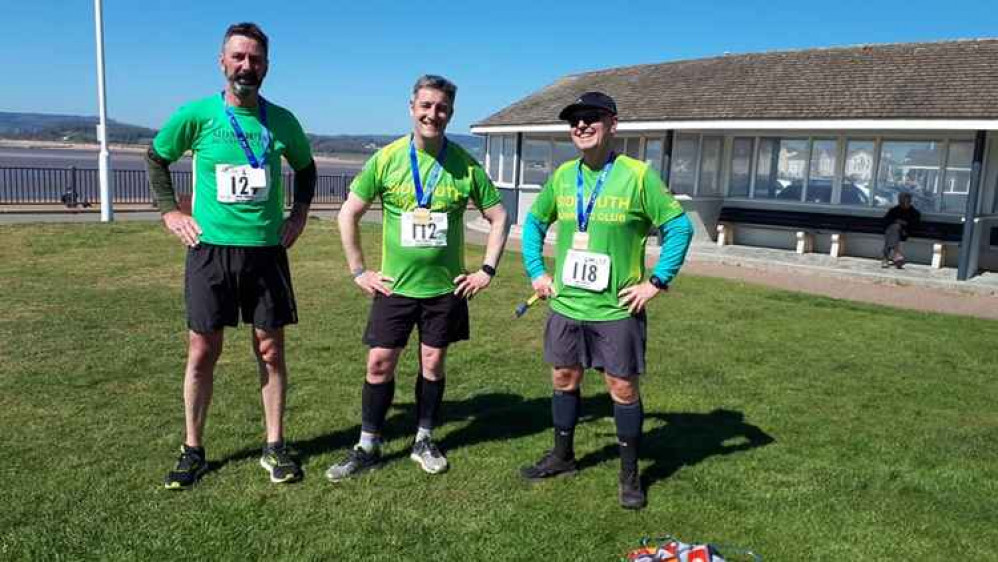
[362,292,469,349]
[184,243,298,333]
[543,310,647,377]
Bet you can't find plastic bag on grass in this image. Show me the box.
[622,535,761,562]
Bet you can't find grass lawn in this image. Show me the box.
[1,218,996,561]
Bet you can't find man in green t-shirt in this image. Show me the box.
[146,22,317,489]
[327,75,508,481]
[519,92,694,509]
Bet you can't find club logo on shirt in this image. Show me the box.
[384,182,464,209]
[555,194,631,224]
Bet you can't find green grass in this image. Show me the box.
[1,219,996,561]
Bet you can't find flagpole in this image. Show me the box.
[94,0,113,222]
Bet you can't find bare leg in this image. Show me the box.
[253,327,287,444]
[184,330,224,448]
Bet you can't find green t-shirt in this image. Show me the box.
[152,94,313,246]
[529,154,685,322]
[350,136,501,298]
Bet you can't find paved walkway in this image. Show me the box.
[468,219,998,321]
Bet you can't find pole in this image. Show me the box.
[956,130,987,280]
[94,0,113,222]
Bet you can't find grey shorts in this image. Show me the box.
[543,311,647,378]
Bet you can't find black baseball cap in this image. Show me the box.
[558,92,618,121]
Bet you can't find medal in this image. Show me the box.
[573,232,589,250]
[412,207,431,225]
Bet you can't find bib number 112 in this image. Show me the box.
[412,222,438,241]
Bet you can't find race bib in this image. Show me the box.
[401,211,448,247]
[215,164,269,203]
[562,250,611,292]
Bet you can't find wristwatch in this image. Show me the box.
[351,267,366,278]
[481,264,497,277]
[649,275,669,291]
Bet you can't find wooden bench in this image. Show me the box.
[715,207,962,268]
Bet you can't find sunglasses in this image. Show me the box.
[565,110,609,126]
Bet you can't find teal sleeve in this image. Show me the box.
[522,212,550,281]
[652,213,694,284]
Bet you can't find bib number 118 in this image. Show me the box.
[571,260,599,284]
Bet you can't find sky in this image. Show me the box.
[2,0,997,136]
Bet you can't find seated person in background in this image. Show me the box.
[882,192,920,269]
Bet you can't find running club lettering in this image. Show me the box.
[556,194,631,224]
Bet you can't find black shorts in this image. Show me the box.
[362,292,469,349]
[543,311,647,378]
[185,243,298,333]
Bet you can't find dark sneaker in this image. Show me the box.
[618,469,647,510]
[164,446,208,490]
[410,438,449,474]
[519,450,578,482]
[259,446,303,484]
[325,446,382,482]
[895,259,906,269]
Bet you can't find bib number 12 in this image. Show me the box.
[230,174,251,197]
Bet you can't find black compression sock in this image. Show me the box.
[416,374,446,430]
[552,389,581,459]
[614,400,643,473]
[361,379,395,434]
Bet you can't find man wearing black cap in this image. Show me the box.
[518,92,694,509]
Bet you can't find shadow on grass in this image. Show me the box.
[575,408,775,496]
[206,392,773,490]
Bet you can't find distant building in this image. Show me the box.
[472,39,998,278]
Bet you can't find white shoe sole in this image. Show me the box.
[259,458,300,484]
[409,452,449,474]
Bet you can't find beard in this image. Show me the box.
[229,71,262,98]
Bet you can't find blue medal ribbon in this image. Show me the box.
[409,136,448,209]
[221,91,270,169]
[576,152,616,233]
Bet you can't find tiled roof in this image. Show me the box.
[473,39,998,127]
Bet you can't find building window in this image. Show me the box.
[500,135,516,184]
[553,139,576,168]
[728,137,753,197]
[487,135,500,181]
[670,133,699,195]
[876,140,942,211]
[521,137,551,186]
[805,139,837,204]
[843,140,875,206]
[942,141,973,213]
[754,138,807,200]
[613,137,641,158]
[699,136,722,196]
[644,138,663,175]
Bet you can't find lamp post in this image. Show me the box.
[94,0,113,222]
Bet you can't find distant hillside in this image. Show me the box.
[306,133,483,161]
[0,111,484,160]
[0,112,157,144]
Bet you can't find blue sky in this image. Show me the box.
[2,0,996,136]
